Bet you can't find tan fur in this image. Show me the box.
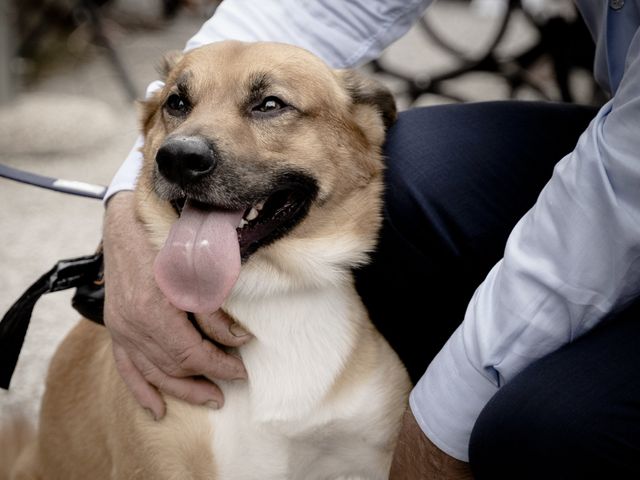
[12,41,409,479]
[9,321,216,480]
[0,415,36,480]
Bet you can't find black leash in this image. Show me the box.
[0,164,107,389]
[0,253,105,389]
[0,163,108,199]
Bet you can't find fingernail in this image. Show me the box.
[205,400,220,410]
[229,322,249,337]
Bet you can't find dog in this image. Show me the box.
[8,41,411,480]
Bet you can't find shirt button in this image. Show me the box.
[610,0,624,10]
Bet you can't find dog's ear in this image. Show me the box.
[138,50,184,134]
[157,50,184,81]
[337,69,397,132]
[138,90,163,135]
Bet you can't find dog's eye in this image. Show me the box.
[253,96,286,114]
[165,94,190,116]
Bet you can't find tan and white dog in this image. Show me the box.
[8,41,411,480]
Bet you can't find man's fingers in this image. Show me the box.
[134,353,226,409]
[154,313,248,381]
[121,344,227,409]
[112,343,166,420]
[159,375,225,410]
[171,337,248,382]
[194,310,252,347]
[115,311,247,382]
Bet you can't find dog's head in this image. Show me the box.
[135,41,396,312]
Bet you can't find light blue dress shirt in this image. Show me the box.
[106,0,640,462]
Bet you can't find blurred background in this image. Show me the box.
[0,0,606,424]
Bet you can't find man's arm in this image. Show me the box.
[411,27,640,462]
[390,408,473,479]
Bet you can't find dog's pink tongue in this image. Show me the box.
[154,201,243,314]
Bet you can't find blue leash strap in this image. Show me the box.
[0,163,107,200]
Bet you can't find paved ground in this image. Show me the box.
[0,1,584,426]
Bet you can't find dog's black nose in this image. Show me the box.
[156,135,217,186]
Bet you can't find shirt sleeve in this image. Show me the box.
[104,0,432,201]
[410,26,640,461]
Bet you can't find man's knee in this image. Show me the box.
[382,105,482,256]
[469,383,580,479]
[468,359,640,479]
[382,102,596,260]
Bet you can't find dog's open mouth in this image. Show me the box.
[170,186,313,258]
[154,179,316,314]
[237,187,312,257]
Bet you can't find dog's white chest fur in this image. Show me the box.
[207,275,408,480]
[208,380,393,480]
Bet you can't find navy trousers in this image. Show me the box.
[354,101,640,477]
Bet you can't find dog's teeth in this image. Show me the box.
[246,207,259,221]
[238,219,248,229]
[255,200,265,211]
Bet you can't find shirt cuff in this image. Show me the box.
[103,135,144,203]
[409,326,499,462]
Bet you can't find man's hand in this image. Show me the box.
[390,407,473,480]
[103,192,251,420]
